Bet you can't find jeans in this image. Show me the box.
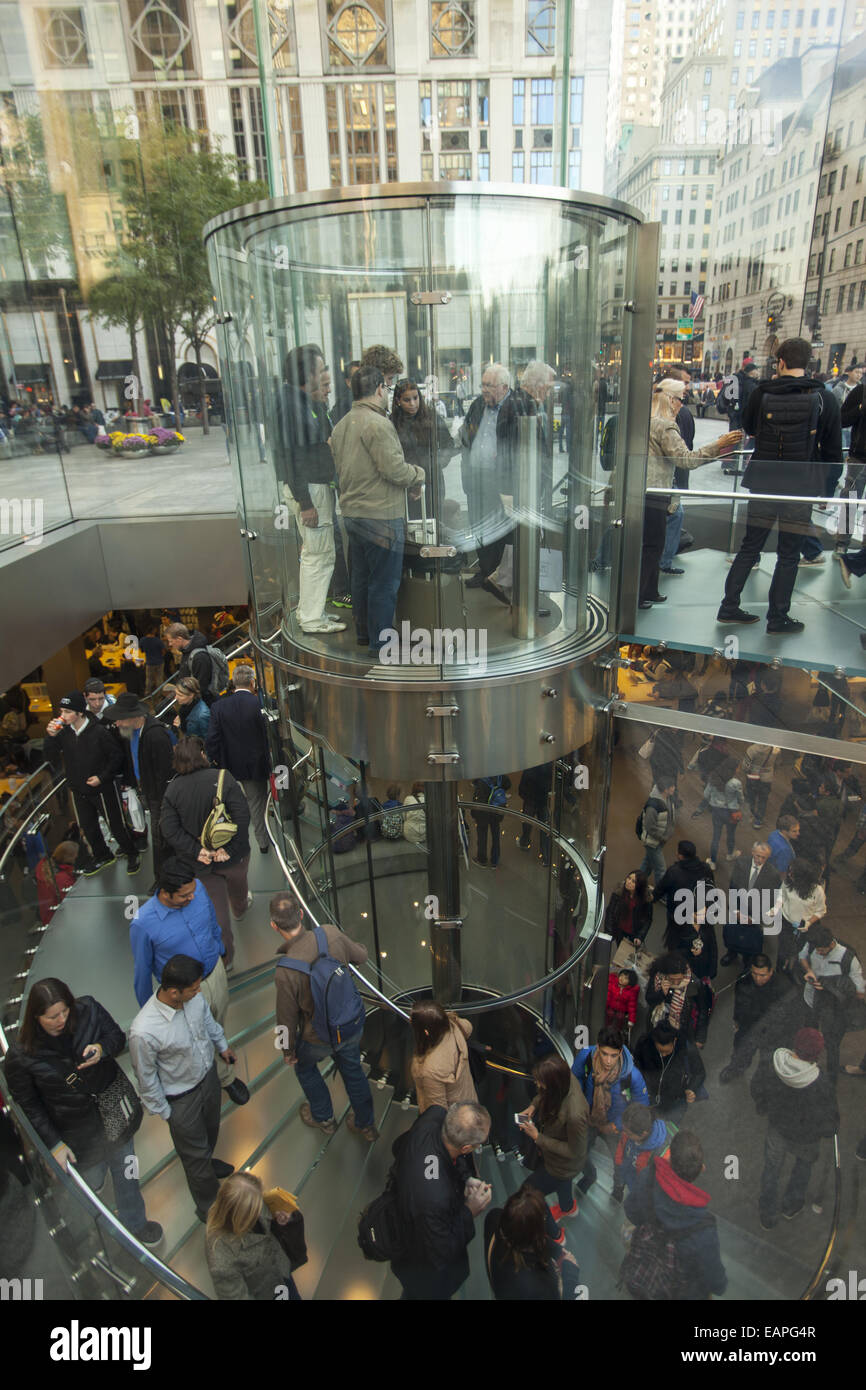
[474,816,501,865]
[294,1027,374,1128]
[709,807,736,862]
[721,499,813,624]
[661,501,684,569]
[759,1125,818,1222]
[79,1136,147,1235]
[638,843,666,881]
[527,1166,575,1238]
[344,516,406,651]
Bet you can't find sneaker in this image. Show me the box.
[782,1204,804,1220]
[473,858,493,870]
[81,855,117,876]
[843,1064,866,1076]
[551,1228,566,1246]
[719,1064,741,1084]
[134,1221,164,1247]
[766,618,805,634]
[660,566,685,575]
[716,607,759,624]
[835,552,853,589]
[706,859,716,870]
[329,594,353,608]
[299,1102,336,1135]
[726,850,741,861]
[301,618,347,634]
[752,819,764,828]
[232,890,253,919]
[798,554,825,566]
[811,1202,823,1215]
[346,1113,380,1143]
[224,1078,250,1106]
[126,853,141,876]
[550,1199,579,1221]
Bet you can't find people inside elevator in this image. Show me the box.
[515,1054,589,1233]
[206,1171,303,1301]
[409,1001,478,1112]
[606,968,640,1031]
[270,890,379,1142]
[129,953,237,1225]
[104,691,175,879]
[388,1100,491,1300]
[459,363,535,605]
[517,360,556,515]
[470,773,512,868]
[657,365,696,577]
[45,691,140,878]
[331,359,361,424]
[275,344,345,638]
[380,784,404,840]
[484,1182,581,1300]
[169,676,211,739]
[517,763,551,862]
[640,377,742,609]
[797,923,866,1077]
[645,952,713,1047]
[129,857,249,1106]
[777,858,827,975]
[359,343,404,388]
[572,1026,649,1197]
[635,778,677,884]
[604,870,653,948]
[331,364,426,656]
[716,337,843,635]
[633,1021,707,1124]
[160,735,251,967]
[622,1131,727,1300]
[5,977,163,1248]
[401,780,427,844]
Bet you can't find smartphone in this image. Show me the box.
[515,1111,526,1125]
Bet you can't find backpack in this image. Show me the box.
[752,386,823,464]
[483,776,507,809]
[805,942,866,1031]
[278,924,366,1047]
[617,1164,713,1300]
[600,414,617,472]
[381,805,403,840]
[358,1132,410,1263]
[195,645,230,704]
[200,769,238,850]
[635,795,666,842]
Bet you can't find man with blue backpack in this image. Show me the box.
[470,774,511,869]
[271,891,379,1142]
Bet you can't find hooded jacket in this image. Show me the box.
[633,1031,706,1112]
[572,1045,649,1130]
[755,1049,839,1142]
[625,1156,727,1299]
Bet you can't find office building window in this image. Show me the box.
[513,79,525,126]
[513,150,525,181]
[529,149,554,184]
[323,0,391,69]
[530,78,554,125]
[223,0,296,72]
[570,76,583,124]
[431,0,476,56]
[526,0,555,55]
[325,81,397,183]
[127,0,194,75]
[478,151,489,180]
[568,148,581,189]
[37,7,90,66]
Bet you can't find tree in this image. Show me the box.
[86,269,150,409]
[0,113,73,281]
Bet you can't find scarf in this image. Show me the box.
[590,1047,622,1126]
[651,968,692,1031]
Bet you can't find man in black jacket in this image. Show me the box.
[104,693,175,877]
[634,1020,706,1123]
[717,336,842,634]
[720,954,796,1085]
[391,1101,491,1300]
[164,623,221,703]
[653,840,714,941]
[205,664,271,854]
[45,692,139,876]
[756,1027,838,1228]
[721,841,782,968]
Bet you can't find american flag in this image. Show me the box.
[690,289,705,319]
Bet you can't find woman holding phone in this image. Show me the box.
[4,977,161,1246]
[516,1053,590,1232]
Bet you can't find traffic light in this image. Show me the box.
[766,312,776,329]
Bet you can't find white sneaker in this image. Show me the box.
[726,850,741,861]
[706,859,716,870]
[798,555,825,566]
[301,618,347,633]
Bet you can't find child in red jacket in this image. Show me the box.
[606,968,639,1030]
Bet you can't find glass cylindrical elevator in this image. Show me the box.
[205,185,656,1023]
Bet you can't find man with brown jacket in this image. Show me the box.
[330,364,425,656]
[271,891,378,1141]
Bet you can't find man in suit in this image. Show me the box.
[104,692,175,877]
[205,664,272,854]
[721,841,782,969]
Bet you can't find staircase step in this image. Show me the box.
[312,1099,419,1301]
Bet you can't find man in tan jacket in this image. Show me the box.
[330,364,425,656]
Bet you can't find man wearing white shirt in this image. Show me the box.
[129,953,237,1221]
[799,924,866,1077]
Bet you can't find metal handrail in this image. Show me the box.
[647,486,850,505]
[0,771,69,879]
[800,1133,842,1301]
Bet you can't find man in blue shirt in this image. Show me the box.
[767,815,799,876]
[129,858,249,1106]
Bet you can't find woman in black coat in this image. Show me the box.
[484,1183,580,1301]
[604,870,653,948]
[160,735,250,962]
[4,978,160,1245]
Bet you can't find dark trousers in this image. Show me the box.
[520,794,549,858]
[722,499,812,623]
[144,795,168,877]
[477,531,512,580]
[639,496,668,604]
[196,855,250,965]
[759,1125,819,1221]
[839,542,866,578]
[475,815,501,865]
[167,1064,222,1219]
[744,779,771,823]
[527,1166,575,1238]
[725,1028,762,1076]
[75,784,136,859]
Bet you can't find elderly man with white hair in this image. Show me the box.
[458,363,537,603]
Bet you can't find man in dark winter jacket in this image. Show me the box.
[653,840,715,939]
[45,692,139,876]
[720,954,797,1085]
[755,1027,839,1228]
[390,1101,492,1300]
[634,1020,706,1123]
[104,692,175,877]
[164,623,222,704]
[624,1130,727,1299]
[205,664,272,854]
[717,336,842,634]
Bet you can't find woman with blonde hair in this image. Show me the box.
[206,1171,301,1300]
[640,379,742,608]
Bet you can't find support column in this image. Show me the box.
[425,780,462,1003]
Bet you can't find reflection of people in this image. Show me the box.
[331,365,425,656]
[459,364,535,602]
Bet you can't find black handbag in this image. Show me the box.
[94,1067,143,1146]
